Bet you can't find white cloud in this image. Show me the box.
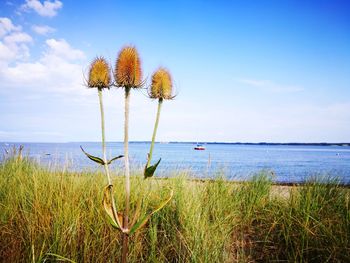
[0,17,96,143]
[239,78,303,93]
[0,17,21,38]
[3,32,32,44]
[45,39,85,60]
[32,25,55,35]
[0,37,87,97]
[0,41,16,61]
[22,0,63,17]
[0,17,88,101]
[0,18,32,61]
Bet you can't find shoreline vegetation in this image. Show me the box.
[1,155,349,262]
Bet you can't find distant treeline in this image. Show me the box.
[204,142,350,146]
[3,142,349,146]
[129,141,350,146]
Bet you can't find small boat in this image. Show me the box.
[194,144,205,150]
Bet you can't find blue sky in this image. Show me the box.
[0,0,349,143]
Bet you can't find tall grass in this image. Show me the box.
[0,157,349,262]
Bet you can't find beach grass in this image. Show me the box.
[0,156,349,262]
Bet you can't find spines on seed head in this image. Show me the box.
[115,46,142,89]
[88,57,111,89]
[149,68,174,100]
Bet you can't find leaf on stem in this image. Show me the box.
[107,155,124,165]
[129,188,173,235]
[103,185,123,230]
[80,146,105,165]
[144,158,161,179]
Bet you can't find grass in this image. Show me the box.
[0,156,349,262]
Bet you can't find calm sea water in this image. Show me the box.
[2,142,350,184]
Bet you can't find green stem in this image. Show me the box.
[147,98,163,167]
[122,87,131,263]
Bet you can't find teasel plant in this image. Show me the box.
[98,46,172,263]
[80,57,124,227]
[144,68,175,178]
[113,46,144,262]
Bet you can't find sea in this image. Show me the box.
[2,142,350,184]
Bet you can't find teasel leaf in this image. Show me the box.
[80,146,105,165]
[129,188,173,235]
[102,185,123,230]
[144,158,161,179]
[107,155,124,165]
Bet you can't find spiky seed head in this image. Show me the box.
[115,46,142,88]
[88,57,111,89]
[150,68,173,100]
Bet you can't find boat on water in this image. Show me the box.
[194,144,205,150]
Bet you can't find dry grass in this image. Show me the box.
[0,156,349,262]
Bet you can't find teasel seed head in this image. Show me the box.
[88,57,111,89]
[149,68,174,100]
[115,46,142,89]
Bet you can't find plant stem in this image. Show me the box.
[98,88,112,185]
[122,87,131,263]
[98,88,119,232]
[147,98,163,167]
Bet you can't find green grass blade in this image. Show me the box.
[130,196,143,228]
[46,253,77,263]
[129,188,173,235]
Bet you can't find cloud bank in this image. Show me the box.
[21,0,63,17]
[0,17,86,97]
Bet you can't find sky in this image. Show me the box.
[0,0,349,143]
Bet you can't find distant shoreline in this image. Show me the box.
[2,141,350,146]
[162,142,350,147]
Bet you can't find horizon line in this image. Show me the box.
[1,141,350,145]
